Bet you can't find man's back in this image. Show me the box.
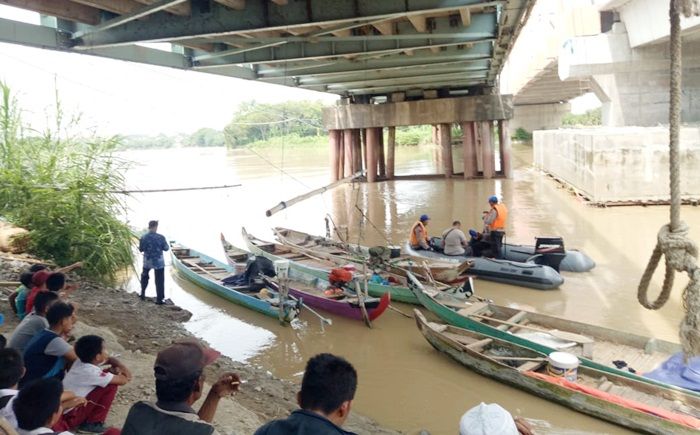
[139,232,168,268]
[442,228,467,256]
[122,401,216,435]
[8,314,48,354]
[254,410,356,435]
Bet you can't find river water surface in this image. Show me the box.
[120,143,699,434]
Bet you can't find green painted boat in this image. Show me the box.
[170,241,300,323]
[415,310,700,435]
[243,228,421,304]
[406,272,699,398]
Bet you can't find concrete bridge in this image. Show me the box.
[0,0,535,182]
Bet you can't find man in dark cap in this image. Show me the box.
[139,220,170,304]
[121,339,240,435]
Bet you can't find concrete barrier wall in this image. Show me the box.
[533,127,700,203]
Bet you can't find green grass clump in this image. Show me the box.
[0,81,133,283]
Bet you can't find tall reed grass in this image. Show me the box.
[0,82,134,283]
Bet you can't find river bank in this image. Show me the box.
[0,256,398,435]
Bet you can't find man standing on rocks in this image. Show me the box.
[254,353,358,435]
[121,339,240,435]
[139,220,170,305]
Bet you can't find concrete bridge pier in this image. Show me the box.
[323,95,514,182]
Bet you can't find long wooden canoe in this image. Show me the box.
[243,228,471,306]
[220,234,390,322]
[273,227,471,284]
[415,310,700,434]
[406,273,699,398]
[170,242,300,323]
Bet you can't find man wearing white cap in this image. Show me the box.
[459,403,532,435]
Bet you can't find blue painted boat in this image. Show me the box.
[169,242,300,323]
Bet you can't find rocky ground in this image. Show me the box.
[0,255,399,435]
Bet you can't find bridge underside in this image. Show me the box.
[0,0,533,100]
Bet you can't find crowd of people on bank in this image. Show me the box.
[409,195,508,258]
[0,214,533,435]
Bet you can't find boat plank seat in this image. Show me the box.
[456,302,489,317]
[443,332,478,346]
[466,338,493,351]
[517,360,545,372]
[499,311,527,331]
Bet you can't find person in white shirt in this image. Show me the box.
[442,221,468,256]
[12,378,74,435]
[60,335,130,434]
[0,349,24,428]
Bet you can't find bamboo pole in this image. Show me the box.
[265,171,364,217]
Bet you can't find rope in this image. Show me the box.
[637,0,700,357]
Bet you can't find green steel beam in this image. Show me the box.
[194,38,494,69]
[73,0,503,49]
[256,46,492,77]
[264,61,491,86]
[318,71,489,90]
[339,79,488,96]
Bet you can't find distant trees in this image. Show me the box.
[183,128,225,147]
[223,100,324,147]
[562,108,602,126]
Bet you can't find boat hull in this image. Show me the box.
[408,276,698,398]
[243,230,421,304]
[404,243,563,290]
[415,311,698,435]
[500,243,595,272]
[170,244,295,321]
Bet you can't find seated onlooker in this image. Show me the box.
[7,292,59,355]
[0,349,24,428]
[23,270,50,316]
[59,335,131,433]
[21,302,77,387]
[7,272,34,321]
[459,402,533,435]
[122,339,238,435]
[254,353,358,435]
[12,378,73,435]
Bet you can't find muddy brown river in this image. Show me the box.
[121,143,699,434]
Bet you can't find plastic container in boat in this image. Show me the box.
[547,351,579,382]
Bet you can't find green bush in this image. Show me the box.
[562,108,602,126]
[513,127,532,142]
[395,125,432,146]
[0,82,134,283]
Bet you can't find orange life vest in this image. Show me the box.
[490,203,508,231]
[409,221,429,247]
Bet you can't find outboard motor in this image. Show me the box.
[532,237,566,272]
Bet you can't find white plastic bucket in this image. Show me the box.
[547,351,579,382]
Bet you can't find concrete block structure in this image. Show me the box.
[534,127,700,204]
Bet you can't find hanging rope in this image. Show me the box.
[637,0,700,357]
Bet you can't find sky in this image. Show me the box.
[0,5,338,136]
[0,4,597,137]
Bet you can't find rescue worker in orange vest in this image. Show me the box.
[483,195,508,259]
[409,214,432,251]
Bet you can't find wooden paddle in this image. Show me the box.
[468,313,594,344]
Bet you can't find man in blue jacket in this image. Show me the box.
[139,220,169,304]
[254,353,358,435]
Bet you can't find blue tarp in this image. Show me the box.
[644,352,700,392]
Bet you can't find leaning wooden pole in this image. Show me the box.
[266,171,364,217]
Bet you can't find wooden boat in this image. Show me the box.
[415,310,700,434]
[273,227,471,284]
[243,228,470,306]
[407,273,699,398]
[170,241,300,323]
[404,242,563,290]
[220,234,390,323]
